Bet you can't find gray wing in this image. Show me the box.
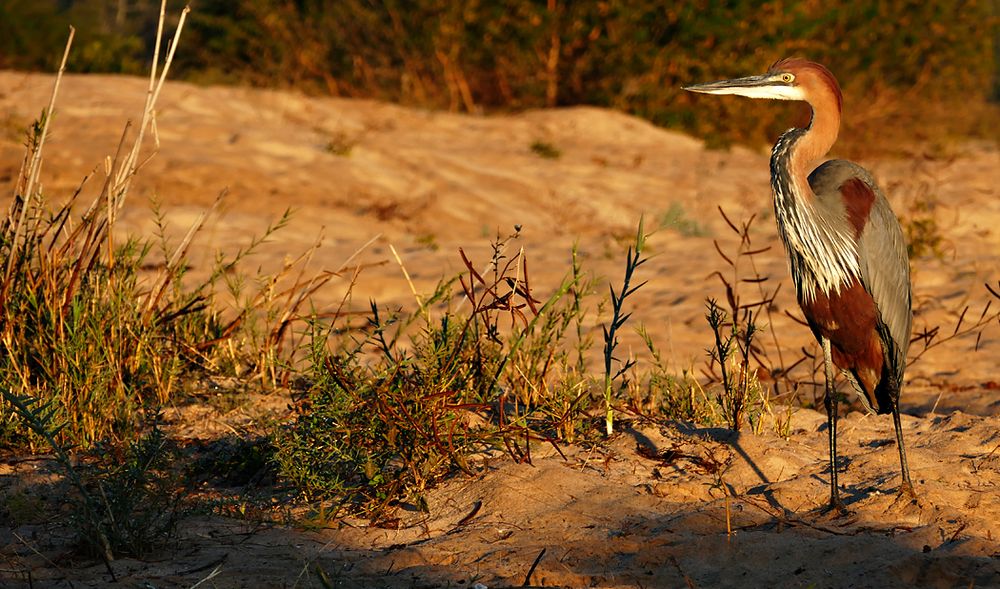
[859,187,912,386]
[810,160,912,386]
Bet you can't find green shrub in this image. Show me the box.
[272,235,602,509]
[273,312,503,505]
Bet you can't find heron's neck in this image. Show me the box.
[770,102,841,208]
[770,104,857,302]
[787,104,840,190]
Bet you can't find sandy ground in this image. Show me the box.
[0,71,998,588]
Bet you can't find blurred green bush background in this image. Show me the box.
[1,0,996,152]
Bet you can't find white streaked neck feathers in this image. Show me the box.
[771,92,860,302]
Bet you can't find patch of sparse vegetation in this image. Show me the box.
[904,195,945,260]
[0,30,322,447]
[635,325,715,424]
[702,207,809,433]
[659,202,708,237]
[0,6,342,566]
[705,299,767,432]
[324,130,357,156]
[0,24,187,448]
[76,424,186,561]
[530,139,561,159]
[2,390,184,577]
[415,232,439,251]
[272,230,603,512]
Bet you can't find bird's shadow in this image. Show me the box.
[668,423,792,515]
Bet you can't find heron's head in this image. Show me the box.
[684,58,842,114]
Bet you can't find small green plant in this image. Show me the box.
[78,423,186,559]
[636,325,715,423]
[903,191,946,260]
[273,302,500,509]
[2,390,184,578]
[659,202,708,237]
[602,217,648,436]
[324,130,357,156]
[905,216,944,259]
[415,232,439,250]
[530,139,561,159]
[705,299,766,432]
[272,244,504,509]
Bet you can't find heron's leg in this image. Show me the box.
[891,398,915,498]
[822,337,845,512]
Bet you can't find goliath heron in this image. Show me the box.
[684,58,913,511]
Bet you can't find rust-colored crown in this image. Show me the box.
[769,58,843,113]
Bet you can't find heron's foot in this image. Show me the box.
[889,480,919,512]
[821,497,849,517]
[888,482,922,516]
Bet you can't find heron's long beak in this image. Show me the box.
[683,74,773,95]
[683,73,801,101]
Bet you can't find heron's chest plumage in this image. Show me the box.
[770,131,862,303]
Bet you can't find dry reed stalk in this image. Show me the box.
[5,28,74,280]
[389,242,426,317]
[109,2,190,210]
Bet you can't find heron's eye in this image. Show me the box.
[780,73,795,83]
